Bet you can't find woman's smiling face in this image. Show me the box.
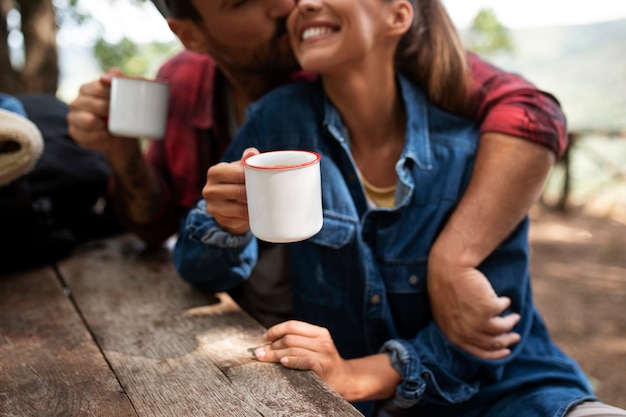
[286,0,394,75]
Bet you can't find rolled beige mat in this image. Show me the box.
[0,108,44,186]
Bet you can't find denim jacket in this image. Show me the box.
[174,76,594,416]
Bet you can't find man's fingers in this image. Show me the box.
[489,295,512,314]
[480,312,521,336]
[476,331,521,350]
[467,295,518,335]
[462,344,513,361]
[68,109,108,133]
[457,329,521,359]
[462,329,521,360]
[103,67,124,83]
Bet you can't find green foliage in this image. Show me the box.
[93,36,180,77]
[90,0,180,77]
[467,8,514,56]
[54,0,91,27]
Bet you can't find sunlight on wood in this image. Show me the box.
[182,293,239,317]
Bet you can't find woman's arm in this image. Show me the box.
[173,197,258,291]
[173,147,260,291]
[253,320,403,402]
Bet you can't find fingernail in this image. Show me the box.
[280,357,289,365]
[254,347,266,359]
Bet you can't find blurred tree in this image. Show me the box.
[0,0,15,91]
[0,0,88,94]
[467,8,514,56]
[0,0,58,94]
[0,0,175,95]
[18,0,57,92]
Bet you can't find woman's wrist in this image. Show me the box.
[341,354,402,402]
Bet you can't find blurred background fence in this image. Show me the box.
[543,131,626,221]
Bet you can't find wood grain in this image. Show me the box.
[57,235,363,417]
[0,266,137,416]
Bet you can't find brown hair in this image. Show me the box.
[164,0,202,23]
[395,0,470,113]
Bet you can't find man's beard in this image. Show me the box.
[207,20,299,74]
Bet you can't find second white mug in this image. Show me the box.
[108,76,170,139]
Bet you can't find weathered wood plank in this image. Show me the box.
[0,266,137,417]
[57,235,362,417]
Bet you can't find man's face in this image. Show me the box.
[191,0,298,73]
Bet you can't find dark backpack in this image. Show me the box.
[0,93,122,274]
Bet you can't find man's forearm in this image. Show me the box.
[105,138,161,225]
[431,132,555,267]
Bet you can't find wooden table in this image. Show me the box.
[0,235,363,416]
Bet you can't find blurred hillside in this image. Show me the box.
[474,18,626,132]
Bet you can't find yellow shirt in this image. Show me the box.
[361,175,396,208]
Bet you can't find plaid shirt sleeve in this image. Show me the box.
[466,52,568,157]
[113,52,218,245]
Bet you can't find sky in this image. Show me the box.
[60,0,626,46]
[442,0,626,29]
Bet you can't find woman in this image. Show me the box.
[174,0,620,415]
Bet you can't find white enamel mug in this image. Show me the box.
[108,76,170,139]
[243,150,323,243]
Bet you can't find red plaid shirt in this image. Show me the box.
[129,50,567,244]
[466,53,567,155]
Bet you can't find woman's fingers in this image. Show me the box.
[263,320,328,342]
[254,321,333,367]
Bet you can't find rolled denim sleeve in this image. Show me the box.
[380,324,492,408]
[173,198,258,292]
[380,308,528,408]
[378,221,536,408]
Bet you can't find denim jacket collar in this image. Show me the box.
[321,74,433,172]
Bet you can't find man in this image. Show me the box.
[67,0,563,359]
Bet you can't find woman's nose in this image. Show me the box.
[296,0,322,13]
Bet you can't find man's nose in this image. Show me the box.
[267,0,296,19]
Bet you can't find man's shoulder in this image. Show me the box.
[156,50,217,127]
[157,50,216,81]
